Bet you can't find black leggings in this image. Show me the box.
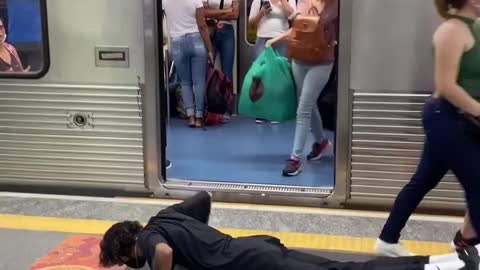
[380,98,480,243]
[277,250,428,270]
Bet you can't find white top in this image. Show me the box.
[203,0,237,24]
[249,0,296,38]
[163,0,203,38]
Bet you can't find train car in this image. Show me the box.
[0,0,465,210]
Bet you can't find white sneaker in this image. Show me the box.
[374,238,413,257]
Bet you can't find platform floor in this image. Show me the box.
[167,117,335,188]
[0,192,463,269]
[1,229,375,270]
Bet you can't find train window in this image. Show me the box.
[0,0,49,78]
[245,0,257,45]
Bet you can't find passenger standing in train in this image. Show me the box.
[248,0,295,58]
[162,0,215,128]
[203,0,239,82]
[375,0,480,257]
[266,0,338,177]
[248,0,296,124]
[0,18,29,72]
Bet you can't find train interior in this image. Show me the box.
[164,0,338,190]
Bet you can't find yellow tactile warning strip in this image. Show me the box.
[118,197,464,223]
[0,214,452,256]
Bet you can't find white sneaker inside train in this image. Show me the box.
[374,238,414,257]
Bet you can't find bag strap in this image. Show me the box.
[308,6,320,16]
[219,0,225,9]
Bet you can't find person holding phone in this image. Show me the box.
[248,0,295,124]
[248,0,295,58]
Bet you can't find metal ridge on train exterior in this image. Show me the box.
[0,0,463,211]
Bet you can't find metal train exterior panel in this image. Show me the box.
[0,0,465,211]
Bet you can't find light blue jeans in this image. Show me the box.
[291,61,333,158]
[170,32,208,118]
[254,37,288,58]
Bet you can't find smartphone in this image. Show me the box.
[262,0,271,9]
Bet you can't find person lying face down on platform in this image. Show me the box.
[99,191,480,270]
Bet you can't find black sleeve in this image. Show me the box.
[157,191,212,224]
[138,232,170,267]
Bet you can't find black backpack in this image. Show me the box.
[204,68,234,126]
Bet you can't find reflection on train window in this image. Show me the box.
[0,0,48,77]
[245,0,257,45]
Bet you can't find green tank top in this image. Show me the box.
[453,15,480,100]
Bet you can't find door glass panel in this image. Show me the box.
[0,0,49,78]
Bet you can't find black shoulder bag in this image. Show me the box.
[206,0,225,39]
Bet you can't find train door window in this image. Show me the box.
[0,0,49,78]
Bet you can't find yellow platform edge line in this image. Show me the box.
[0,214,452,256]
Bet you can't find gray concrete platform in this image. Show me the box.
[0,192,463,243]
[0,229,375,270]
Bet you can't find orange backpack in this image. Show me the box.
[287,6,335,64]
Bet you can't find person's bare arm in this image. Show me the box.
[196,7,215,64]
[249,1,271,28]
[265,28,292,47]
[278,0,294,17]
[203,1,232,19]
[218,0,239,20]
[433,21,480,116]
[153,243,173,270]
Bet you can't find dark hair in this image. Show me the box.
[434,0,468,18]
[99,221,143,267]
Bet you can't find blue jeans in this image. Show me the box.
[171,32,208,118]
[254,37,287,58]
[211,24,235,81]
[379,98,480,243]
[291,62,333,158]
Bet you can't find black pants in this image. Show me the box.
[277,249,428,270]
[163,192,429,270]
[380,98,480,243]
[159,191,212,224]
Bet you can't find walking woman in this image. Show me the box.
[267,0,338,177]
[163,0,214,128]
[375,0,480,257]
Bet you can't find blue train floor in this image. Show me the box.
[166,116,335,188]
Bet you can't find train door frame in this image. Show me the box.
[142,0,165,191]
[148,0,355,206]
